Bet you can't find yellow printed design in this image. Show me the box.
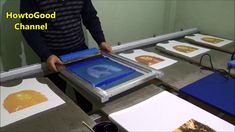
[174,119,215,132]
[135,55,164,66]
[3,90,48,113]
[173,45,198,53]
[201,37,224,44]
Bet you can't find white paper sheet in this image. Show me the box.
[157,40,210,57]
[109,91,234,132]
[0,78,65,127]
[119,49,177,70]
[185,33,233,47]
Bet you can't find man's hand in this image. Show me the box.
[47,55,64,72]
[99,42,112,53]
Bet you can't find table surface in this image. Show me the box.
[156,39,234,70]
[185,36,235,53]
[102,84,163,115]
[141,42,234,90]
[120,46,213,90]
[161,41,234,87]
[108,91,234,131]
[1,78,94,132]
[100,40,234,115]
[180,39,234,70]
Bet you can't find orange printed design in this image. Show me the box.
[201,37,224,44]
[173,45,198,53]
[135,55,164,66]
[3,90,48,113]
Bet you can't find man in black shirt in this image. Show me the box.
[20,0,112,72]
[20,0,112,112]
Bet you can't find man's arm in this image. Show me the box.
[20,0,52,61]
[20,0,63,72]
[81,0,106,45]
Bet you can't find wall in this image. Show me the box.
[0,0,39,72]
[174,0,235,40]
[86,0,167,47]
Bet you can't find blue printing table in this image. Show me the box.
[180,72,235,116]
[66,57,143,90]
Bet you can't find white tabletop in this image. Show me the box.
[109,91,234,132]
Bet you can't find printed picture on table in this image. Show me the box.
[184,34,233,47]
[135,55,164,66]
[201,37,224,44]
[174,119,216,132]
[173,45,198,53]
[119,49,177,70]
[3,90,48,113]
[157,41,210,58]
[1,78,65,127]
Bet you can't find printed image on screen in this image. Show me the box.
[87,64,122,79]
[66,57,136,88]
[3,90,48,113]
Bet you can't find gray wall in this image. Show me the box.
[87,0,168,47]
[1,0,39,72]
[174,0,235,40]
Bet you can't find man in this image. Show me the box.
[20,0,112,112]
[20,0,112,71]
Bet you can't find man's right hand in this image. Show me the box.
[47,55,64,72]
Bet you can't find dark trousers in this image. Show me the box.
[44,44,91,112]
[47,73,92,112]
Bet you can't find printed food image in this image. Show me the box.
[135,55,164,66]
[201,37,224,44]
[87,64,121,79]
[174,119,216,132]
[3,90,48,113]
[173,45,198,53]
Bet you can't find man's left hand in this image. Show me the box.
[99,42,112,53]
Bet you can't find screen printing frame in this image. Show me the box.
[58,52,162,103]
